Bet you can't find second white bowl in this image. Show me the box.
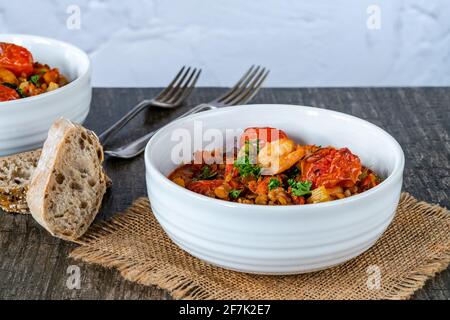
[0,34,91,156]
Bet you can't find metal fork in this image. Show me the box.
[98,66,201,145]
[105,65,269,159]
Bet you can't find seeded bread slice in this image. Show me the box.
[0,149,41,213]
[0,149,111,215]
[27,119,108,241]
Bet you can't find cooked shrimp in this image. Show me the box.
[257,138,305,175]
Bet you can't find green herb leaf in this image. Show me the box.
[195,166,218,180]
[233,156,261,178]
[243,140,251,154]
[229,189,242,199]
[234,140,261,178]
[30,75,40,86]
[288,179,312,197]
[268,178,281,191]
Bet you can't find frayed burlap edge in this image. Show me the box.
[70,199,219,300]
[384,194,450,300]
[69,193,450,300]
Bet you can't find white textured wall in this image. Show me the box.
[1,0,449,87]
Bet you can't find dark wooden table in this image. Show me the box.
[1,88,449,300]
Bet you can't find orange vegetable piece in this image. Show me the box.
[43,68,60,84]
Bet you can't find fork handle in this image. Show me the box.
[105,103,213,159]
[98,99,152,145]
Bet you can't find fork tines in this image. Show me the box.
[216,65,269,106]
[157,66,202,106]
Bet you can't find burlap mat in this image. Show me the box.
[70,193,450,300]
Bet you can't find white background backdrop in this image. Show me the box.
[1,0,449,87]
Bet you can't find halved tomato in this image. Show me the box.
[239,127,288,149]
[301,147,362,188]
[0,43,34,77]
[0,84,19,102]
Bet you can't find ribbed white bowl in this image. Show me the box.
[0,34,91,156]
[145,104,404,274]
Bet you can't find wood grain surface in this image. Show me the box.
[1,87,449,300]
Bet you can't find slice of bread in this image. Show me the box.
[0,148,111,215]
[27,119,108,241]
[0,149,41,214]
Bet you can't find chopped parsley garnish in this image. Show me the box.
[229,189,242,199]
[288,179,312,197]
[234,140,261,178]
[243,140,251,154]
[268,178,281,191]
[195,166,217,180]
[234,156,261,178]
[30,75,40,86]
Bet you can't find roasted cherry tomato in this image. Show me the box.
[0,84,19,102]
[239,127,288,149]
[0,43,34,77]
[301,147,362,188]
[187,180,224,197]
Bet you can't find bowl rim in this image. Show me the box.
[0,33,91,110]
[145,104,405,211]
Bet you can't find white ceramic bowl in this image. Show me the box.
[145,104,405,274]
[0,34,91,156]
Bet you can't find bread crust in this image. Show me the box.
[27,119,107,241]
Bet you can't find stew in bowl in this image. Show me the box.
[169,127,380,205]
[0,42,69,102]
